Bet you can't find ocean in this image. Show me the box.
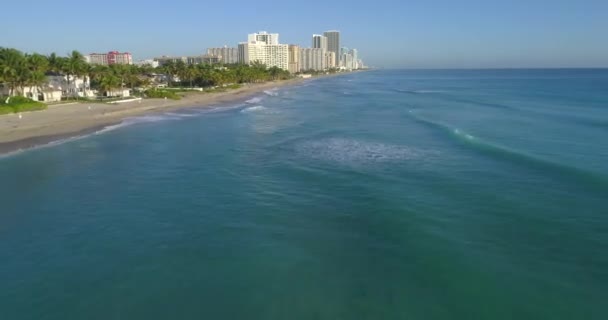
[0,69,607,319]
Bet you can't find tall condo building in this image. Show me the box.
[299,48,326,71]
[86,51,132,65]
[312,34,328,51]
[349,49,358,69]
[206,47,239,64]
[323,30,340,64]
[339,47,354,70]
[325,51,336,69]
[238,31,289,70]
[288,45,301,74]
[248,31,279,45]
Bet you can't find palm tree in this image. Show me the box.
[47,52,63,74]
[161,60,179,86]
[0,47,25,96]
[99,73,121,97]
[174,60,187,86]
[62,50,87,98]
[268,66,281,81]
[25,53,49,99]
[178,64,198,88]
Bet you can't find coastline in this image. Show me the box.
[0,77,310,156]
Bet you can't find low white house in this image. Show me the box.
[0,85,62,102]
[104,89,131,98]
[47,74,96,98]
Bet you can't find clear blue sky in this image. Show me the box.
[2,0,607,68]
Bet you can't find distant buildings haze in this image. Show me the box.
[131,29,364,74]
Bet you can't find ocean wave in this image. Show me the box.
[408,112,608,191]
[296,138,430,165]
[94,114,181,135]
[241,105,267,113]
[165,112,198,118]
[246,96,264,104]
[263,89,279,96]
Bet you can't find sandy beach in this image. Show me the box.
[0,78,306,155]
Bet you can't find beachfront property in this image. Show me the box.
[238,31,289,71]
[135,59,160,68]
[47,74,95,99]
[206,47,239,64]
[0,74,98,101]
[325,51,336,69]
[312,34,328,51]
[288,45,301,74]
[104,88,131,98]
[299,48,326,72]
[0,86,63,103]
[323,30,340,66]
[85,51,133,65]
[248,31,280,45]
[338,47,359,70]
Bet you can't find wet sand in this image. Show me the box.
[0,79,304,155]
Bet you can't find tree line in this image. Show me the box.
[0,47,292,99]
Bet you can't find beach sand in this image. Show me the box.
[0,78,305,155]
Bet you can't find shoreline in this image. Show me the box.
[0,72,351,156]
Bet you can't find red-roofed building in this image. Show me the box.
[86,51,133,65]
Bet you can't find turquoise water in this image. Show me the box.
[1,69,607,319]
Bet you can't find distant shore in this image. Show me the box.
[0,73,351,156]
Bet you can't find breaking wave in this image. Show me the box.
[246,96,264,104]
[241,105,267,113]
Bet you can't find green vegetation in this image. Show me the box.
[1,46,294,113]
[297,68,340,76]
[144,89,181,100]
[0,96,46,114]
[159,61,292,88]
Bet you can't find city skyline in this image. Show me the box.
[1,0,607,68]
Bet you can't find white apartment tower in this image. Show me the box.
[248,31,279,45]
[238,31,288,70]
[300,48,326,71]
[325,51,336,69]
[350,49,358,69]
[206,47,239,64]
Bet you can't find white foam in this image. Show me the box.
[453,128,475,140]
[296,138,432,165]
[94,114,180,135]
[263,89,279,96]
[241,105,267,113]
[165,112,198,118]
[1,112,194,159]
[246,96,264,104]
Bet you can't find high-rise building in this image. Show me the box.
[323,30,340,65]
[349,49,358,69]
[248,31,279,45]
[312,34,328,51]
[206,47,239,64]
[299,48,325,71]
[288,45,301,74]
[324,51,336,69]
[238,31,289,70]
[86,51,132,65]
[340,50,354,70]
